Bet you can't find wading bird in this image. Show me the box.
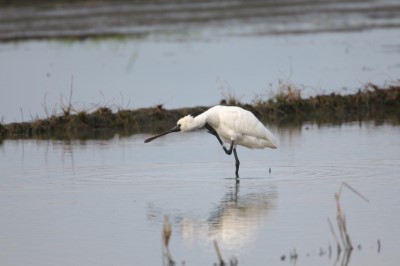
[144,105,278,178]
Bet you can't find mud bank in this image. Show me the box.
[1,84,399,140]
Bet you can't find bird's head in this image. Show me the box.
[176,115,197,132]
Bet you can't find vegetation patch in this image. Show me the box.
[252,83,400,125]
[1,84,399,140]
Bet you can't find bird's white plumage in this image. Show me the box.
[178,105,278,149]
[145,105,277,177]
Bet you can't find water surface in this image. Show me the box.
[1,0,400,123]
[1,122,399,265]
[1,28,400,123]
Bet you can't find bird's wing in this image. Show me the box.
[229,108,278,148]
[205,106,278,148]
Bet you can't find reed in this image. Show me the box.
[213,240,225,266]
[162,215,174,266]
[328,182,369,265]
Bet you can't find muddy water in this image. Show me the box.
[1,122,399,265]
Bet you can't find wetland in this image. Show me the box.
[1,0,400,265]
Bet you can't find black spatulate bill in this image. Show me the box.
[144,125,181,143]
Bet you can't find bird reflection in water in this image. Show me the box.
[149,181,277,256]
[205,182,276,251]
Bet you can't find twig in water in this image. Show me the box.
[377,239,381,253]
[335,182,369,252]
[328,218,342,257]
[229,256,238,266]
[162,215,174,266]
[338,182,369,203]
[213,240,225,266]
[328,182,369,266]
[290,248,298,263]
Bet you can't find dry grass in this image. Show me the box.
[328,182,369,265]
[218,79,243,106]
[272,80,302,103]
[162,215,174,266]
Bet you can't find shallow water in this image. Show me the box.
[1,28,399,123]
[1,122,399,265]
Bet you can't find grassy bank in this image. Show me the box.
[1,83,399,140]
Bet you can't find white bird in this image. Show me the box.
[144,105,278,178]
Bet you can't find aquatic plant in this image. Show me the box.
[328,182,369,266]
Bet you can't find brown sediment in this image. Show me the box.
[0,84,399,140]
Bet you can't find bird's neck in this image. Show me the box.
[191,113,207,130]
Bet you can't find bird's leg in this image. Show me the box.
[222,140,234,155]
[204,123,238,175]
[205,123,233,154]
[220,139,239,177]
[205,123,223,144]
[233,148,240,178]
